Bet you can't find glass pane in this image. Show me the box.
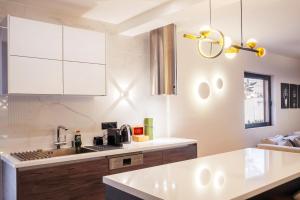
[264,80,270,123]
[244,78,265,125]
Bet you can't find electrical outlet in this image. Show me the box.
[101,122,117,130]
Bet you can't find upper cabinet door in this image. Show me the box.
[63,26,106,64]
[63,61,106,96]
[8,56,63,94]
[9,16,62,60]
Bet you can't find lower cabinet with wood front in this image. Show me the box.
[16,144,197,200]
[17,158,108,200]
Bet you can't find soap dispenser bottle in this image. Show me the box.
[74,130,82,153]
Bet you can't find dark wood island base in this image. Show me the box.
[105,185,143,200]
[248,177,300,200]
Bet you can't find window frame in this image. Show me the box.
[244,72,272,129]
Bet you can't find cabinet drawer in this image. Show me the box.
[163,144,197,164]
[8,56,63,94]
[63,26,105,64]
[9,16,62,60]
[63,61,106,95]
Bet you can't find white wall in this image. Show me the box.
[0,33,168,153]
[0,2,168,153]
[168,33,300,156]
[0,0,300,158]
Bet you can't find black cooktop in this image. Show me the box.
[84,145,122,152]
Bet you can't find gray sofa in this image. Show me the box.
[257,132,300,153]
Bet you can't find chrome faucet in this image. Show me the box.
[55,126,68,149]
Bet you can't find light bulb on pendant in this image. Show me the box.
[246,38,257,49]
[256,47,266,57]
[199,25,211,38]
[224,46,239,59]
[224,36,232,49]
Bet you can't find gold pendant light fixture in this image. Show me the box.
[183,0,265,59]
[183,0,226,59]
[224,0,266,59]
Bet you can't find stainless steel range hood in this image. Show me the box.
[150,24,177,95]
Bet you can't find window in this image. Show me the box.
[244,72,272,129]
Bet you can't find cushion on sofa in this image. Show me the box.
[284,135,300,147]
[277,139,293,147]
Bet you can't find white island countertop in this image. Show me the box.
[103,148,300,200]
[1,138,196,168]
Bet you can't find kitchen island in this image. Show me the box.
[103,148,300,200]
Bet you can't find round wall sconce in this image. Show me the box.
[198,82,210,99]
[216,78,224,90]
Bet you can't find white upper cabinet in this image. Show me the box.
[9,16,62,60]
[0,16,107,95]
[9,56,63,94]
[63,26,106,64]
[63,61,106,95]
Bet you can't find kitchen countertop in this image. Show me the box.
[103,148,300,200]
[1,138,197,168]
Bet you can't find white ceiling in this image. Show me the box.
[116,0,300,59]
[174,0,300,59]
[82,0,171,24]
[8,0,300,59]
[10,0,171,24]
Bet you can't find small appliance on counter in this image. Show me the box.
[101,122,117,145]
[120,124,132,144]
[107,128,123,147]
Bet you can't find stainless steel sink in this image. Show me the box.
[11,147,95,161]
[46,147,95,157]
[11,145,122,161]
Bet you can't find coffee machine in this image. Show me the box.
[107,128,123,147]
[101,122,132,147]
[120,124,132,144]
